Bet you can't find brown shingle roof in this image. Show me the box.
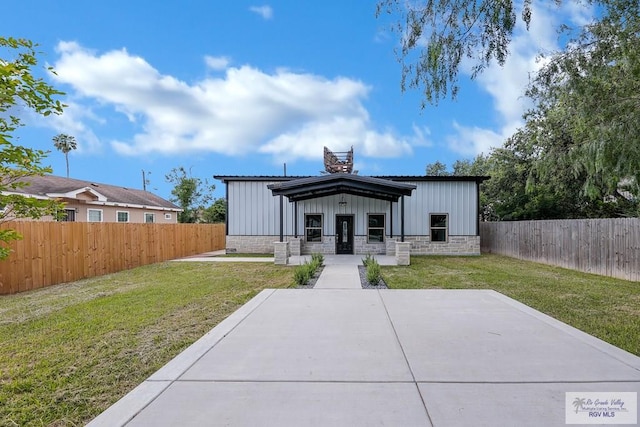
[13,175,181,210]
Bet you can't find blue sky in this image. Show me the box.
[6,1,592,200]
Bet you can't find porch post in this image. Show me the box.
[279,195,284,242]
[294,201,298,238]
[389,200,394,238]
[400,196,405,242]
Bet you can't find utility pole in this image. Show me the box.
[142,169,151,191]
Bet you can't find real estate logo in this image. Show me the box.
[566,392,637,424]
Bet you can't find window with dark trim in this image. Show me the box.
[305,214,322,242]
[430,213,448,242]
[59,209,76,222]
[367,214,385,243]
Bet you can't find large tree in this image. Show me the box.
[525,0,640,206]
[165,167,215,223]
[1,37,65,259]
[52,133,77,178]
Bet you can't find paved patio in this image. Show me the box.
[89,287,640,426]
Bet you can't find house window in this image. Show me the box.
[368,214,385,243]
[144,213,155,223]
[305,214,322,242]
[430,213,448,242]
[164,213,172,220]
[117,211,130,223]
[60,209,76,222]
[87,209,103,222]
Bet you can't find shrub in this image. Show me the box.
[294,259,323,286]
[294,262,313,286]
[366,259,382,285]
[311,252,324,266]
[362,253,374,268]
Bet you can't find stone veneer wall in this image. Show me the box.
[226,234,480,255]
[226,235,287,254]
[404,235,480,255]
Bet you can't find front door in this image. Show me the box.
[335,215,354,254]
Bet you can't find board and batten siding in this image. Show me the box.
[227,181,295,236]
[397,181,478,236]
[298,194,390,236]
[228,179,479,237]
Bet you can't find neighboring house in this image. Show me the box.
[214,173,488,257]
[5,175,181,223]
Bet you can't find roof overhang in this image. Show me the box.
[267,174,416,202]
[47,187,108,202]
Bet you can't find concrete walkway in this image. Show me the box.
[89,289,640,427]
[313,265,361,289]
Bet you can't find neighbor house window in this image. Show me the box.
[368,214,385,243]
[164,213,172,220]
[87,209,103,222]
[117,211,129,223]
[144,213,155,223]
[305,214,322,242]
[430,213,448,242]
[59,209,76,222]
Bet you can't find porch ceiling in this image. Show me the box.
[267,174,416,202]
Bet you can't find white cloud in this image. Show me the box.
[204,55,231,71]
[447,122,505,156]
[51,41,420,162]
[448,0,595,156]
[249,5,273,20]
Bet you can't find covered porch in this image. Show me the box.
[267,174,416,265]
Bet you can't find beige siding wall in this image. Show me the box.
[63,203,178,223]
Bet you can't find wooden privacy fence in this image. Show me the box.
[0,221,226,295]
[480,218,640,282]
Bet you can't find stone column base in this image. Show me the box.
[396,242,411,266]
[274,241,289,265]
[289,238,301,257]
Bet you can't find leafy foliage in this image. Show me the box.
[1,37,65,259]
[377,0,539,106]
[421,0,639,219]
[425,160,449,176]
[201,198,226,223]
[165,167,216,223]
[52,133,77,178]
[365,258,382,285]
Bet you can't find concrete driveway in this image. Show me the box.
[89,289,640,427]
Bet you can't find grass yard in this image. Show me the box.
[0,262,293,426]
[383,254,640,357]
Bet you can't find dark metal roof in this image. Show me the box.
[13,175,181,210]
[215,175,490,183]
[374,175,490,183]
[267,174,416,202]
[214,175,309,183]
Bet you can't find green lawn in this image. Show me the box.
[383,254,640,357]
[0,262,293,426]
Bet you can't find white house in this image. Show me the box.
[215,171,488,262]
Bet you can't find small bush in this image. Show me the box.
[311,253,324,266]
[294,262,313,286]
[294,259,323,286]
[366,259,382,285]
[362,253,374,267]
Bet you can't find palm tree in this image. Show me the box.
[52,134,77,178]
